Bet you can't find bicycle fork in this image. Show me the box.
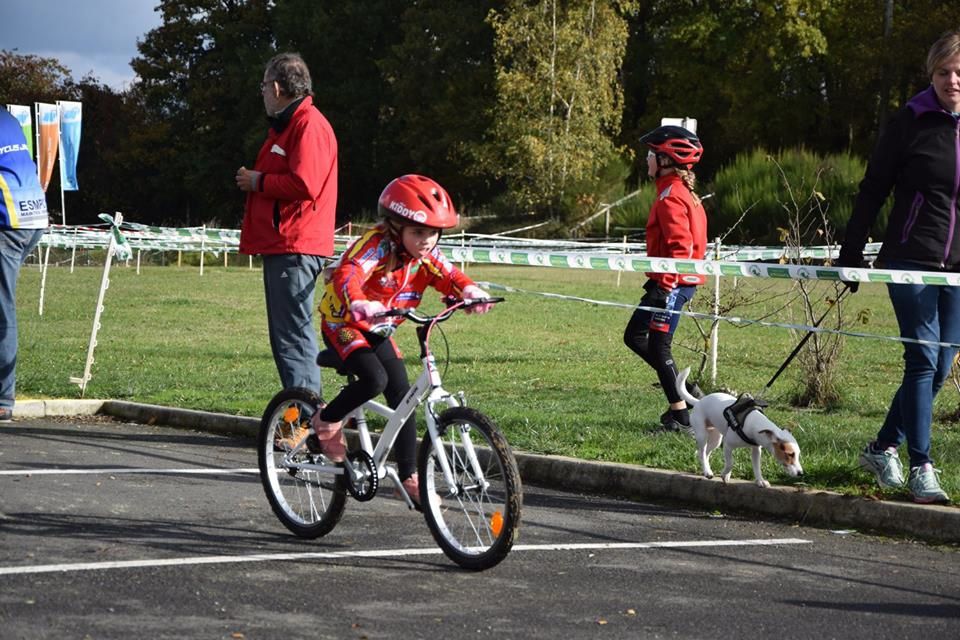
[425,388,490,494]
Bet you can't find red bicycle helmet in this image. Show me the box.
[377,175,459,229]
[640,125,703,168]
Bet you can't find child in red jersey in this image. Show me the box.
[283,175,491,505]
[623,125,707,432]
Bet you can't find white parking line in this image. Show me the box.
[0,539,811,576]
[0,468,258,476]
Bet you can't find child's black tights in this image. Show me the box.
[320,338,417,480]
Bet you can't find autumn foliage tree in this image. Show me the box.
[474,0,635,219]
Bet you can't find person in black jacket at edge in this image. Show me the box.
[839,28,960,504]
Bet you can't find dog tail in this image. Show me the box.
[676,367,699,406]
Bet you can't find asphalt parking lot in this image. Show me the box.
[1,416,959,639]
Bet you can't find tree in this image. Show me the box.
[0,50,76,106]
[0,51,143,225]
[272,0,409,218]
[379,0,505,209]
[622,0,831,176]
[65,77,151,225]
[131,0,273,226]
[477,0,635,219]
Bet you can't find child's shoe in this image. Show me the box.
[395,473,441,509]
[310,412,345,462]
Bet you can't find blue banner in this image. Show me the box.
[58,101,81,191]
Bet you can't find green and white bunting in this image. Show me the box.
[34,221,951,286]
[445,247,955,287]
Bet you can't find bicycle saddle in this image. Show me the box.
[316,348,349,376]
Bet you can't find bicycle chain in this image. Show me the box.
[343,449,378,502]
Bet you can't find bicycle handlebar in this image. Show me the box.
[375,297,505,325]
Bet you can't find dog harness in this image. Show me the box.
[722,394,769,447]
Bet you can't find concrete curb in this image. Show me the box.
[514,454,960,544]
[100,400,260,438]
[14,399,106,418]
[14,399,960,544]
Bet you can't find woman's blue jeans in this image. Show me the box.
[876,261,960,467]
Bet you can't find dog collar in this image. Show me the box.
[723,394,768,446]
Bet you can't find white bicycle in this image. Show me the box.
[257,297,522,570]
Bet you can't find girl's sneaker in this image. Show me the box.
[907,463,950,504]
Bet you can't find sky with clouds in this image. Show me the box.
[0,0,163,90]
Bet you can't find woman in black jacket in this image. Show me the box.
[840,29,960,504]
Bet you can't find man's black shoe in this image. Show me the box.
[0,407,12,423]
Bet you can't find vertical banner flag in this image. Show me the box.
[6,105,34,157]
[58,101,81,191]
[35,103,60,191]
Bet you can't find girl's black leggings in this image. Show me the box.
[319,335,417,480]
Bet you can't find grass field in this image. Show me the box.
[14,258,960,504]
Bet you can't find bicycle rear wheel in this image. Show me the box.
[418,407,522,570]
[258,387,346,538]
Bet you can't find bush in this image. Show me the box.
[709,148,867,245]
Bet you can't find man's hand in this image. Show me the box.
[235,166,263,192]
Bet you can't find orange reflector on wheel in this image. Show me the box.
[490,510,504,536]
[283,406,300,423]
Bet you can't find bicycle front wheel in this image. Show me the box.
[258,387,346,538]
[418,407,522,570]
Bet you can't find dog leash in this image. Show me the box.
[759,283,852,398]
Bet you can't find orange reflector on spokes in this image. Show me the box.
[490,510,504,536]
[283,406,300,423]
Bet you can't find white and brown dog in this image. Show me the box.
[676,368,803,488]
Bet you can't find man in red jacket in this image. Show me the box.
[236,52,338,393]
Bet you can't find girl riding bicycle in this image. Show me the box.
[280,174,492,505]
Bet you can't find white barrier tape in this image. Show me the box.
[476,280,960,350]
[458,249,955,286]
[450,232,882,260]
[37,225,355,256]
[36,222,893,277]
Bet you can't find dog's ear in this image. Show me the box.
[757,429,775,442]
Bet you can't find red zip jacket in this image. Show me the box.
[645,173,707,289]
[319,225,474,358]
[239,96,338,256]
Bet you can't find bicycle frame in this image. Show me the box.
[279,301,493,502]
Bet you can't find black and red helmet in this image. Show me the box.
[377,175,459,229]
[640,125,703,168]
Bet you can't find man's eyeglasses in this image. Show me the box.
[259,79,275,91]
